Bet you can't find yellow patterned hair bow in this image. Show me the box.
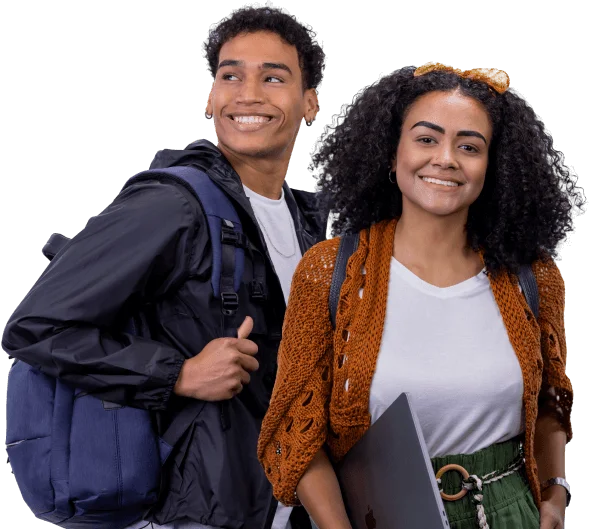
[414,63,510,94]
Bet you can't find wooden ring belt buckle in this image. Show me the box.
[436,463,470,501]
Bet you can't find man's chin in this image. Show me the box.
[218,138,283,160]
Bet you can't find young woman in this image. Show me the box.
[258,64,583,529]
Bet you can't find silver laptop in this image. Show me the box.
[337,393,450,528]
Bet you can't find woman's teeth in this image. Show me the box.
[422,176,460,187]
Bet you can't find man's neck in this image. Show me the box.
[218,144,290,200]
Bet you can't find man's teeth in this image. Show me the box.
[422,177,460,187]
[232,116,270,124]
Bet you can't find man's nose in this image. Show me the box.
[236,77,265,105]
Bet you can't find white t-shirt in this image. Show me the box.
[243,185,302,304]
[369,258,524,458]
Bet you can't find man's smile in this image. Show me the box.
[226,113,275,131]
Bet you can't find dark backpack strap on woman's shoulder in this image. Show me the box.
[329,232,360,329]
[518,264,539,319]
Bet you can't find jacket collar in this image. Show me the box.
[150,139,326,253]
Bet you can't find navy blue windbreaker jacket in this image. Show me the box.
[2,140,326,528]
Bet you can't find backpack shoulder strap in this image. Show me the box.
[518,264,540,319]
[329,232,360,330]
[126,166,246,336]
[128,166,247,430]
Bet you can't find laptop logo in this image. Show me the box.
[365,505,376,529]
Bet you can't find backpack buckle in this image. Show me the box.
[221,225,247,248]
[250,280,268,301]
[221,292,239,315]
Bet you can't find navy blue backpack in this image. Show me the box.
[6,166,247,528]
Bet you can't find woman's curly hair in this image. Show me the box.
[313,67,585,274]
[204,6,325,90]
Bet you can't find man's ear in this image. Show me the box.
[206,87,214,116]
[303,88,319,124]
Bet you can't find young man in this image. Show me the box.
[3,7,325,529]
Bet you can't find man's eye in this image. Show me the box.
[222,74,239,81]
[266,76,283,83]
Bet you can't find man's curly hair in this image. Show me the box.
[313,67,585,275]
[204,6,325,90]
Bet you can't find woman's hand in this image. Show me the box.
[539,486,566,528]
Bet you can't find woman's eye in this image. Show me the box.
[460,145,479,153]
[417,137,435,144]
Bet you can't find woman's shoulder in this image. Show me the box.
[297,221,388,286]
[532,256,564,290]
[295,237,342,287]
[303,236,342,263]
[288,238,343,303]
[531,259,566,302]
[500,255,563,294]
[531,256,565,320]
[298,225,373,275]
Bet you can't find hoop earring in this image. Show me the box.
[388,170,397,184]
[205,112,213,120]
[306,118,314,126]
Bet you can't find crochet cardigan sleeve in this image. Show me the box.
[257,238,339,506]
[534,258,573,441]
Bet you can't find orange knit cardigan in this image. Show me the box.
[258,218,573,507]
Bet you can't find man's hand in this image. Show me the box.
[173,316,259,400]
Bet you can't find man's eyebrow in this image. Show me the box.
[218,59,243,69]
[411,121,487,144]
[261,62,293,75]
[217,59,292,76]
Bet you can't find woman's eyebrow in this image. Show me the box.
[411,120,487,144]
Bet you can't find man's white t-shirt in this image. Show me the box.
[243,185,302,304]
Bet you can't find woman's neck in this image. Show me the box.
[393,204,483,287]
